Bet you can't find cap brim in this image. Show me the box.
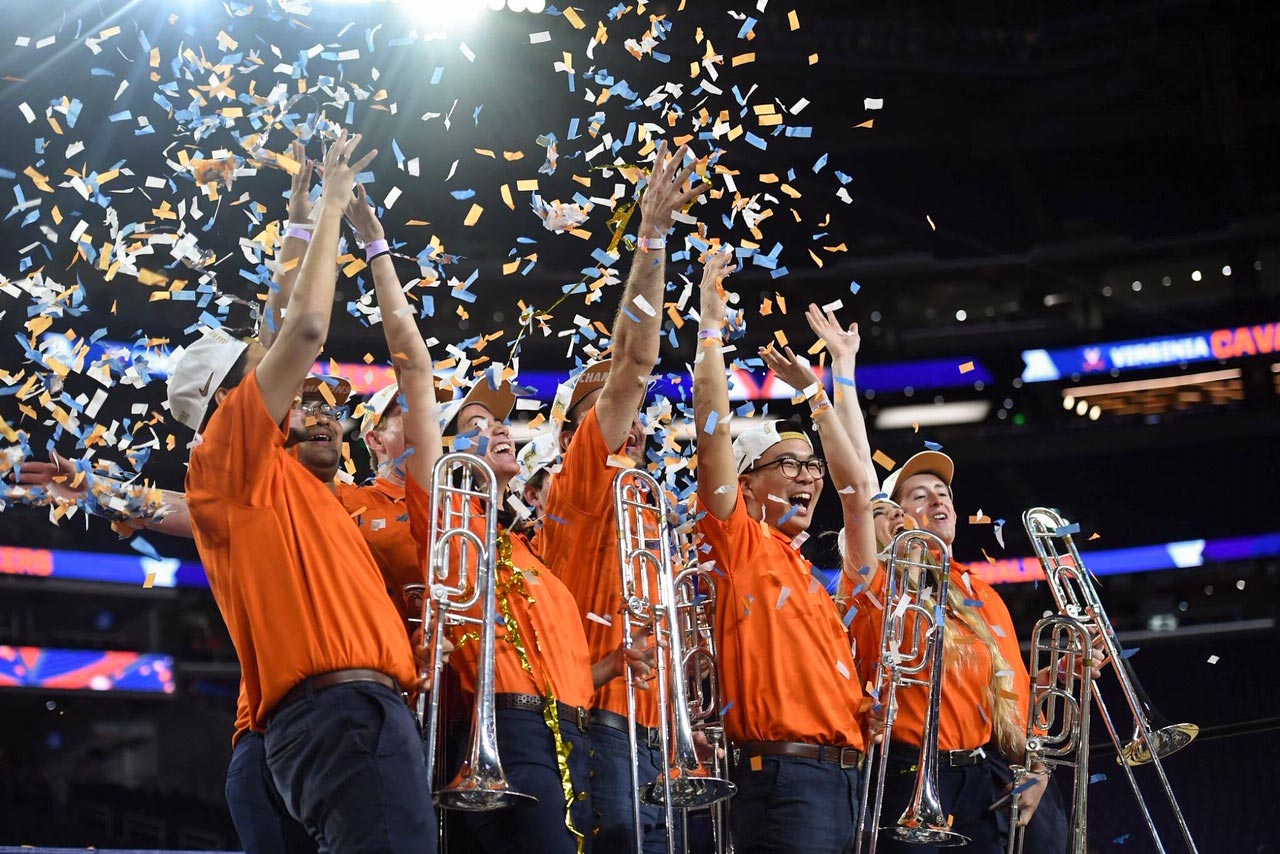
[568,358,612,414]
[443,379,516,437]
[887,451,955,501]
[303,375,352,406]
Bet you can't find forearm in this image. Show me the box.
[261,233,309,350]
[280,203,344,337]
[693,318,735,518]
[831,352,877,490]
[591,656,617,690]
[610,216,666,372]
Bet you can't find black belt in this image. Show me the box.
[494,693,590,732]
[590,708,662,748]
[890,746,985,767]
[740,740,865,770]
[267,668,400,725]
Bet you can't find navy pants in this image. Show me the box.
[987,755,1068,854]
[872,752,1000,854]
[589,720,681,854]
[730,754,864,854]
[464,709,593,853]
[265,681,437,854]
[225,731,318,854]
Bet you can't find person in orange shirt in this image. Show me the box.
[692,246,876,854]
[377,236,648,850]
[172,133,436,854]
[840,451,1048,854]
[535,140,707,854]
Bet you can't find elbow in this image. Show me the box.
[284,312,328,347]
[614,337,659,374]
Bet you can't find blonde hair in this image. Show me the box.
[840,526,1023,760]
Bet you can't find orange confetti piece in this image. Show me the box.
[463,204,484,226]
[958,361,975,374]
[872,450,895,471]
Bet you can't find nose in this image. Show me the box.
[490,422,510,439]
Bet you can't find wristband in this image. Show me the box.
[364,238,390,259]
[367,250,392,264]
[638,236,666,252]
[808,390,833,417]
[284,225,312,243]
[697,328,722,341]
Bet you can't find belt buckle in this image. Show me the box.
[576,707,589,732]
[839,747,861,770]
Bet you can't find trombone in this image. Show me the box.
[1007,614,1095,854]
[408,452,534,812]
[614,468,736,854]
[856,529,969,853]
[1023,507,1198,853]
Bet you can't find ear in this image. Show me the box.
[364,430,386,462]
[737,473,754,501]
[214,387,232,406]
[557,427,573,454]
[522,483,540,511]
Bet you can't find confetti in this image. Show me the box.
[872,450,895,470]
[958,361,975,374]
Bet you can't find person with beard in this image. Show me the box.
[533,140,707,853]
[692,246,875,854]
[173,132,437,854]
[839,451,1048,854]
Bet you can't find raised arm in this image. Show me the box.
[345,184,441,487]
[595,141,708,449]
[255,132,376,424]
[259,140,315,351]
[805,304,877,492]
[758,341,876,572]
[693,246,738,521]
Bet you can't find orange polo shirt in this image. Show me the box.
[335,477,423,621]
[846,560,1028,751]
[534,407,661,728]
[187,371,416,732]
[406,475,594,710]
[695,489,866,749]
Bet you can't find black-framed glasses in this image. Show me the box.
[750,457,827,479]
[296,400,349,421]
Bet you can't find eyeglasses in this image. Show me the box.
[295,400,349,421]
[750,457,827,479]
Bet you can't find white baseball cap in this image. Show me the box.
[166,327,251,432]
[550,358,613,433]
[357,383,401,442]
[513,432,559,490]
[731,420,813,475]
[881,451,955,502]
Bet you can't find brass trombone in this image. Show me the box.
[1023,507,1199,853]
[856,529,969,853]
[1006,614,1095,854]
[408,452,534,811]
[614,468,736,854]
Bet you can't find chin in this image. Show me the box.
[779,514,813,538]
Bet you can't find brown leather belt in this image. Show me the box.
[740,740,865,770]
[494,693,590,732]
[268,668,400,725]
[890,746,985,767]
[590,708,662,748]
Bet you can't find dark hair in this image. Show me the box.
[198,326,258,431]
[527,468,550,494]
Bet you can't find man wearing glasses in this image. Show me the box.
[692,247,875,854]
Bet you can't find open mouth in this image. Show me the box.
[490,441,513,455]
[306,430,334,444]
[788,492,812,510]
[930,512,950,523]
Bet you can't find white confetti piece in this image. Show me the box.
[586,612,613,627]
[864,98,884,110]
[1207,655,1219,665]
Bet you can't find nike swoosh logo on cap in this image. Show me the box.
[198,371,215,397]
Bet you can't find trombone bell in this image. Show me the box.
[1120,722,1199,767]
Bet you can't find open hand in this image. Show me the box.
[344,183,385,244]
[804,303,861,362]
[698,244,735,321]
[318,131,377,213]
[759,343,820,396]
[285,139,315,226]
[5,452,84,504]
[638,140,708,238]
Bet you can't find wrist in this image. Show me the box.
[284,224,312,243]
[364,237,390,261]
[637,219,667,242]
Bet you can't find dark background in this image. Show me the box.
[0,0,1277,850]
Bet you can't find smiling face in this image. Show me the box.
[455,402,517,488]
[873,500,906,550]
[739,438,823,538]
[288,398,343,482]
[897,472,956,545]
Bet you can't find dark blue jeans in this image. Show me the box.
[464,709,593,854]
[589,720,681,854]
[265,681,436,854]
[730,753,864,854]
[986,755,1068,854]
[873,752,999,854]
[225,731,318,854]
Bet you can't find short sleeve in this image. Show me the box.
[693,488,763,577]
[405,472,433,570]
[545,407,621,514]
[187,371,286,505]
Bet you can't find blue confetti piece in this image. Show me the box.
[813,153,828,173]
[703,410,718,434]
[843,604,859,628]
[546,514,568,526]
[778,504,800,525]
[963,598,984,608]
[849,281,861,294]
[1119,647,1140,660]
[1089,773,1107,784]
[769,266,789,279]
[720,700,735,715]
[129,536,162,561]
[924,441,943,451]
[450,189,476,200]
[1055,523,1081,536]
[744,132,767,150]
[1113,834,1130,844]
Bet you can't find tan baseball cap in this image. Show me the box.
[881,451,955,502]
[440,375,517,439]
[166,327,251,431]
[550,359,612,430]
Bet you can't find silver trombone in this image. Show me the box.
[1023,507,1198,853]
[614,468,736,854]
[408,452,534,811]
[1007,614,1095,854]
[857,528,969,853]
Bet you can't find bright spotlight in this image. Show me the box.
[1191,270,1202,282]
[1063,395,1075,410]
[1222,265,1232,276]
[507,0,528,10]
[1088,405,1101,421]
[1075,400,1088,416]
[402,0,489,32]
[525,0,546,10]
